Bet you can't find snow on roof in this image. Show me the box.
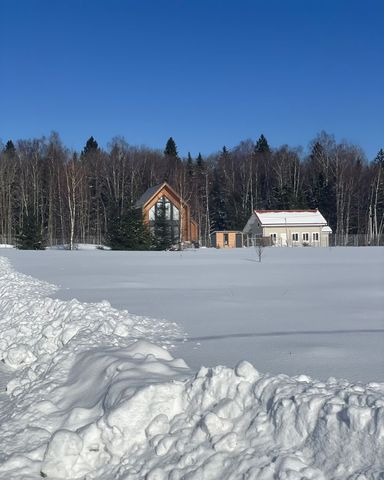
[254,209,328,226]
[322,225,333,233]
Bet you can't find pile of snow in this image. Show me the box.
[0,256,383,479]
[0,244,14,249]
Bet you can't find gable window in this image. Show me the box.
[149,196,180,243]
[292,233,299,242]
[149,205,156,221]
[312,232,319,241]
[302,233,309,242]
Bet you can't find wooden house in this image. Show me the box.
[243,209,332,247]
[210,231,244,248]
[134,182,199,245]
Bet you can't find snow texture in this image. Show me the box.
[0,254,383,479]
[3,247,383,383]
[255,209,328,226]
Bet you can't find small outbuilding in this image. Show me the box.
[210,231,243,248]
[243,209,332,247]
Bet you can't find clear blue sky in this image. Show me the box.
[0,0,383,159]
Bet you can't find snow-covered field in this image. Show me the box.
[0,247,383,479]
[2,247,383,382]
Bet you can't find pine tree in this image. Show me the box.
[153,198,173,250]
[255,134,270,153]
[196,152,204,168]
[128,208,152,250]
[16,214,45,250]
[375,148,384,166]
[106,205,151,250]
[307,172,336,229]
[186,152,194,178]
[210,166,229,231]
[164,137,178,157]
[81,136,99,156]
[4,140,16,154]
[105,204,126,250]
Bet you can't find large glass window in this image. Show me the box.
[150,196,180,244]
[149,205,155,221]
[164,199,171,220]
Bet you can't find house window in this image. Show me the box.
[312,232,319,241]
[224,233,229,246]
[164,199,171,220]
[149,196,180,243]
[152,197,178,221]
[302,233,309,242]
[270,233,277,244]
[292,233,299,242]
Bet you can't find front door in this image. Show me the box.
[236,233,242,248]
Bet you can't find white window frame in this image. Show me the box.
[292,232,299,242]
[149,205,156,221]
[270,233,277,245]
[312,232,319,242]
[302,232,309,243]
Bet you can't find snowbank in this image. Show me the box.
[0,256,383,479]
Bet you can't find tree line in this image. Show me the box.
[0,132,383,249]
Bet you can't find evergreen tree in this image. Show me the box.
[210,166,229,231]
[153,198,173,250]
[106,205,151,250]
[4,140,16,153]
[374,148,384,166]
[255,134,270,153]
[273,184,298,210]
[105,204,126,250]
[81,136,99,156]
[306,171,336,228]
[196,152,204,168]
[16,214,45,250]
[164,137,178,157]
[186,152,194,178]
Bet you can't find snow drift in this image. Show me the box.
[0,256,383,479]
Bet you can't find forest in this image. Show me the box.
[0,132,383,248]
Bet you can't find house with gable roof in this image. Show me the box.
[134,182,199,246]
[243,209,332,247]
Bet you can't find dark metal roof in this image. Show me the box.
[134,183,165,208]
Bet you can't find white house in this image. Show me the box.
[243,209,332,247]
